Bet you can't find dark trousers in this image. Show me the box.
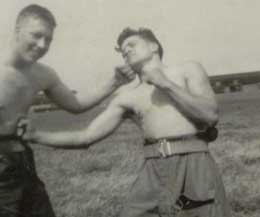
[0,143,55,217]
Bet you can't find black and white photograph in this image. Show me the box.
[0,0,259,216]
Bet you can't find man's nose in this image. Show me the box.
[125,46,132,53]
[123,47,131,57]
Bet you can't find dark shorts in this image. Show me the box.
[119,150,231,217]
[0,141,55,217]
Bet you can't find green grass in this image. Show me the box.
[30,86,260,217]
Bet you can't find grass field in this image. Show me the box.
[30,86,260,217]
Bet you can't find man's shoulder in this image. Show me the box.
[180,61,207,75]
[164,61,208,83]
[31,62,60,89]
[32,62,57,76]
[170,61,204,72]
[168,61,208,79]
[162,63,185,79]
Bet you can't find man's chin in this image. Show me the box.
[24,58,37,65]
[25,55,41,64]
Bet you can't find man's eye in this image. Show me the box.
[45,37,52,44]
[32,33,41,39]
[129,42,136,47]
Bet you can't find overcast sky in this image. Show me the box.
[1,0,260,92]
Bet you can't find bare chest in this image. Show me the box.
[0,70,40,110]
[131,74,187,116]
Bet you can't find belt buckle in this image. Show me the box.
[158,139,172,158]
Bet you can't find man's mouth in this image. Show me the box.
[29,50,44,59]
[125,53,136,62]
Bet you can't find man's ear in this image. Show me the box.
[150,42,159,54]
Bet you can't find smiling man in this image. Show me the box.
[0,4,134,217]
[24,27,231,216]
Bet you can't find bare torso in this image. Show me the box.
[0,61,57,135]
[123,66,198,139]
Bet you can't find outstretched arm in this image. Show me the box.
[45,65,135,113]
[27,101,127,149]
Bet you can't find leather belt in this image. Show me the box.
[144,134,203,145]
[143,135,209,158]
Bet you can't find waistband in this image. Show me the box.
[145,127,218,145]
[143,136,209,158]
[144,133,205,145]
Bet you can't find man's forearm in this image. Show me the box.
[76,76,119,110]
[75,65,134,111]
[31,105,123,149]
[158,80,218,126]
[32,131,91,149]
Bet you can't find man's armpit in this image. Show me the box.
[110,90,134,111]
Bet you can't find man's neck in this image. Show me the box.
[7,48,32,71]
[138,57,164,83]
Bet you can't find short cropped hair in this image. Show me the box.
[116,27,163,59]
[16,4,56,28]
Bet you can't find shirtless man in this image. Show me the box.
[25,27,231,216]
[0,4,134,217]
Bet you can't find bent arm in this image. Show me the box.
[45,76,120,114]
[157,62,218,126]
[32,102,126,149]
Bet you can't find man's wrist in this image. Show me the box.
[155,78,172,90]
[111,76,123,90]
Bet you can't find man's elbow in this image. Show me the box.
[68,108,85,114]
[65,105,87,114]
[206,108,219,127]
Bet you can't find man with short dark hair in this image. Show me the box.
[16,4,57,28]
[25,27,231,216]
[116,27,164,59]
[0,4,134,217]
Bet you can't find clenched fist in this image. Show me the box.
[114,64,136,86]
[16,117,36,142]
